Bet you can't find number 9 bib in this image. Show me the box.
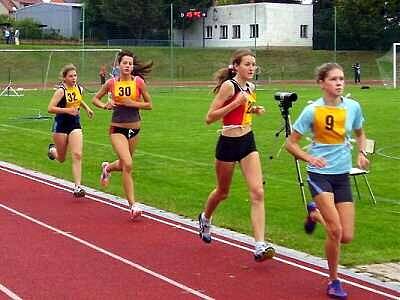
[314,106,346,144]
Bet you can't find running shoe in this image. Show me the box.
[304,201,317,234]
[254,242,275,262]
[47,143,56,160]
[130,205,142,220]
[327,279,348,299]
[198,212,212,243]
[73,185,86,198]
[100,162,111,187]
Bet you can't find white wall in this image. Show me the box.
[16,3,81,38]
[175,3,313,48]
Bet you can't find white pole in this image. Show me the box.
[82,4,85,49]
[254,3,256,52]
[394,43,399,88]
[170,3,174,89]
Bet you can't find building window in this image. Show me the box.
[250,24,259,38]
[300,25,308,38]
[205,26,212,39]
[232,25,241,39]
[220,25,228,39]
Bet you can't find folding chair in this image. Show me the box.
[349,139,376,204]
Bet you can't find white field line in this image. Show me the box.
[0,203,213,300]
[0,283,22,300]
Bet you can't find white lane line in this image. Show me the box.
[0,283,22,300]
[0,203,213,300]
[0,165,399,299]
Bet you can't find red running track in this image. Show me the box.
[0,165,399,300]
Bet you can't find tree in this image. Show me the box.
[313,0,400,50]
[312,0,335,50]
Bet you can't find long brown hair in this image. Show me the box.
[117,50,153,80]
[213,48,255,94]
[315,62,343,83]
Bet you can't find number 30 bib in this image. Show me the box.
[114,80,137,103]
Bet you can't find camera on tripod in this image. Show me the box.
[274,92,297,116]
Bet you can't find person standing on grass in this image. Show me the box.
[91,50,153,220]
[99,64,107,86]
[285,62,369,299]
[198,48,275,262]
[47,64,94,197]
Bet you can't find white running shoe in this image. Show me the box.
[73,185,86,198]
[47,143,56,160]
[254,241,275,262]
[198,212,212,243]
[130,205,142,220]
[100,162,111,187]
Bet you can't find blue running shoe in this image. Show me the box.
[198,213,212,243]
[304,201,317,234]
[327,279,348,299]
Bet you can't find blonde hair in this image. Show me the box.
[315,62,343,82]
[213,48,255,94]
[59,64,77,81]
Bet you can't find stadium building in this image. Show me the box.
[14,2,82,38]
[177,2,313,48]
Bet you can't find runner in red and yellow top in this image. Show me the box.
[92,50,153,220]
[198,49,275,262]
[47,64,94,198]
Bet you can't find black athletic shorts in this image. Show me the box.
[215,131,257,162]
[307,172,353,203]
[52,117,81,134]
[109,126,140,140]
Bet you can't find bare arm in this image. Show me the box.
[114,81,153,110]
[354,128,369,169]
[47,88,78,116]
[205,81,247,124]
[80,99,94,119]
[285,131,327,168]
[92,80,112,110]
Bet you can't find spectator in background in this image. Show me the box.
[4,28,10,44]
[352,62,361,84]
[111,65,120,78]
[14,28,20,45]
[99,64,107,85]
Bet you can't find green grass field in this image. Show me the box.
[0,44,392,84]
[0,84,399,266]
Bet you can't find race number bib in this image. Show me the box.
[114,80,137,103]
[313,106,346,144]
[242,92,256,125]
[65,86,82,109]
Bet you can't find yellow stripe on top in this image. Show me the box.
[313,106,346,144]
[114,80,137,103]
[241,91,256,125]
[65,85,82,109]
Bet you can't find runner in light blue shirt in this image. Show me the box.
[286,63,369,300]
